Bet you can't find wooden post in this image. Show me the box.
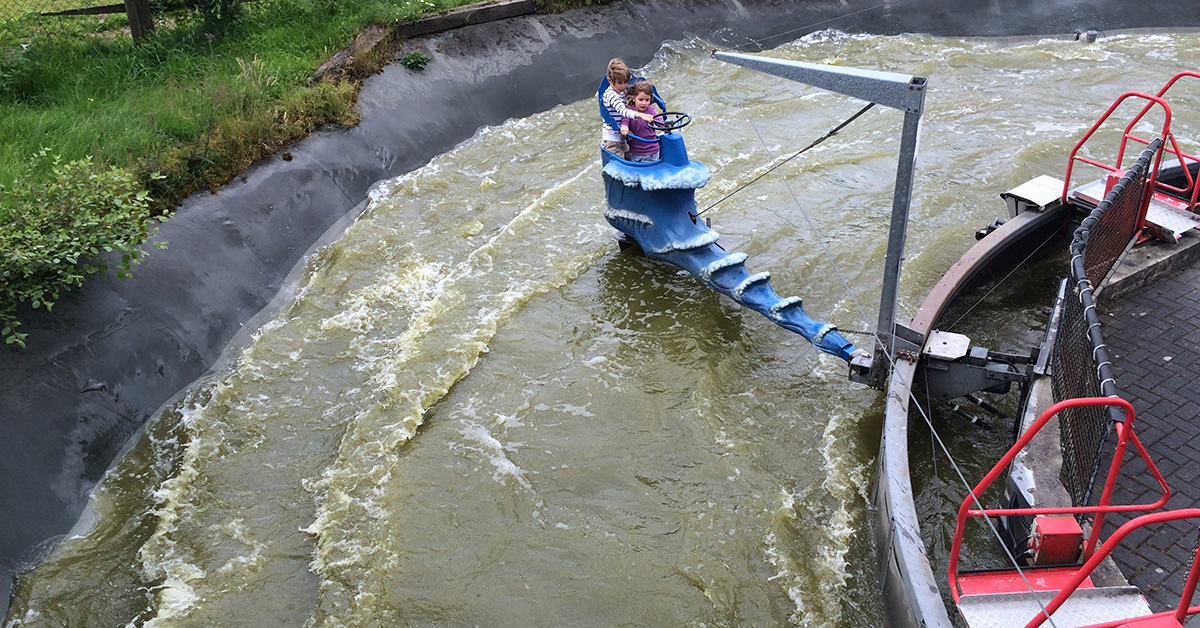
[123,0,154,42]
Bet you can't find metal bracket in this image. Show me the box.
[848,323,925,386]
[894,323,924,352]
[849,350,874,385]
[916,331,1035,400]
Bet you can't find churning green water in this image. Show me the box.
[7,29,1200,628]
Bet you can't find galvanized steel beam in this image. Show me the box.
[712,51,927,388]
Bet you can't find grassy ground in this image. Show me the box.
[0,0,599,345]
[0,0,595,200]
[0,0,446,203]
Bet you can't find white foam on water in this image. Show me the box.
[711,150,759,169]
[1032,121,1087,135]
[318,256,445,334]
[759,403,869,627]
[131,342,285,627]
[794,28,868,46]
[138,561,205,628]
[212,518,268,577]
[457,421,531,489]
[6,609,41,628]
[762,490,811,625]
[135,401,211,626]
[301,161,609,627]
[555,403,594,418]
[802,410,870,626]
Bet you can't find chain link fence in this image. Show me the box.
[2,0,115,22]
[1051,139,1162,510]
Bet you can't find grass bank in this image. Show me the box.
[0,0,441,200]
[0,0,597,346]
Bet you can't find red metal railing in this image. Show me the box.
[1060,91,1172,226]
[947,396,1171,603]
[1024,509,1200,628]
[1118,72,1200,210]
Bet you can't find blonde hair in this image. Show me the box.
[607,58,631,84]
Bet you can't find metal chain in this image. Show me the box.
[1185,525,1200,584]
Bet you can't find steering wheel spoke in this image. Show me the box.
[647,112,692,132]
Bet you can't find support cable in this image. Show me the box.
[945,228,1061,332]
[696,102,876,218]
[707,41,880,345]
[906,385,1061,628]
[925,368,947,565]
[731,0,911,52]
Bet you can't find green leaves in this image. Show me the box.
[400,51,429,71]
[1,149,171,348]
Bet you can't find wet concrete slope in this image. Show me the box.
[2,0,1198,611]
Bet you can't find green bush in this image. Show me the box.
[197,0,242,34]
[0,149,168,347]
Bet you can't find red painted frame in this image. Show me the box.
[947,397,1171,603]
[1117,72,1200,210]
[1060,91,1171,233]
[1023,509,1200,628]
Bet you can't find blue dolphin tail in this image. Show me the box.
[601,134,862,363]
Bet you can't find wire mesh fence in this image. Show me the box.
[1052,287,1111,509]
[1051,140,1162,510]
[1081,148,1158,290]
[1,0,113,22]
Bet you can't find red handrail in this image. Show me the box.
[1055,607,1200,628]
[1024,509,1200,628]
[1158,72,1200,211]
[1117,71,1200,208]
[1060,92,1172,205]
[947,396,1172,602]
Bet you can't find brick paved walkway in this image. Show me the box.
[1102,261,1200,618]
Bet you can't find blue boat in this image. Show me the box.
[595,77,863,362]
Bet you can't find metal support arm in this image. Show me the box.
[712,52,927,114]
[712,51,927,389]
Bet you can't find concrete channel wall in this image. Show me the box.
[2,0,1199,617]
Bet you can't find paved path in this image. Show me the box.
[1102,260,1200,617]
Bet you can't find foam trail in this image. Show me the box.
[302,163,608,628]
[134,388,226,627]
[762,407,869,627]
[128,138,602,628]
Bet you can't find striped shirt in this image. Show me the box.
[600,86,638,143]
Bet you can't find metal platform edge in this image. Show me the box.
[874,204,1072,628]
